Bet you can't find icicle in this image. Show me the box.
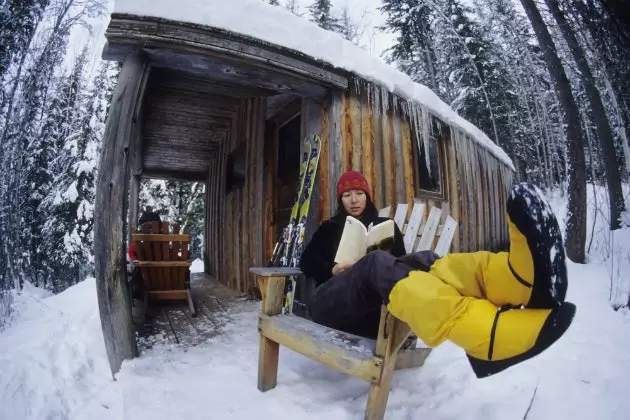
[422,106,432,177]
[376,85,383,116]
[367,83,372,115]
[381,87,389,114]
[401,100,409,120]
[410,103,422,160]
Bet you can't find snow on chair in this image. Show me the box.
[132,221,195,316]
[249,200,457,420]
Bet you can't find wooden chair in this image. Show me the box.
[250,200,458,420]
[132,221,195,316]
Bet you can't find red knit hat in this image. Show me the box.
[336,170,371,200]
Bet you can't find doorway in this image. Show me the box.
[264,99,303,259]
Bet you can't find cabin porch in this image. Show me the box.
[135,272,243,349]
[96,16,348,366]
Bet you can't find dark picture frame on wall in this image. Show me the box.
[225,141,246,194]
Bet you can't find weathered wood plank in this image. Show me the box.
[328,92,344,216]
[303,99,324,243]
[106,15,348,89]
[105,41,331,99]
[165,307,200,346]
[150,67,279,98]
[250,267,304,276]
[392,114,406,203]
[258,276,285,391]
[142,169,209,183]
[366,307,411,420]
[134,261,192,268]
[383,106,396,207]
[393,203,408,231]
[401,120,415,209]
[342,92,353,171]
[243,99,252,293]
[446,131,461,252]
[415,206,441,251]
[253,98,266,269]
[434,216,458,256]
[132,234,191,242]
[148,290,188,300]
[259,314,381,383]
[263,120,276,262]
[128,175,140,244]
[267,93,300,119]
[319,98,331,222]
[361,89,374,196]
[349,92,362,171]
[94,51,149,376]
[402,200,425,253]
[371,94,385,209]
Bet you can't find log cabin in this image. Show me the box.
[94,0,516,375]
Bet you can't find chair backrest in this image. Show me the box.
[378,200,458,256]
[294,200,458,319]
[131,221,191,292]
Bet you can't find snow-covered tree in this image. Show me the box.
[139,180,206,259]
[308,0,342,32]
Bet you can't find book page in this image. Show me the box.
[366,219,395,252]
[334,216,367,264]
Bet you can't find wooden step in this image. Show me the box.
[258,314,383,383]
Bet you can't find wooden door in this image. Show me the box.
[262,99,303,261]
[274,113,302,241]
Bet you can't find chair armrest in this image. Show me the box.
[249,267,304,277]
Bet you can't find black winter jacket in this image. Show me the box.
[299,210,406,287]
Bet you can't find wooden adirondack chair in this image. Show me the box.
[132,221,195,316]
[250,200,458,420]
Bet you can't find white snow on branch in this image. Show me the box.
[62,181,79,203]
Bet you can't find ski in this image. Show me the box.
[283,134,321,314]
[268,138,311,267]
[266,133,321,314]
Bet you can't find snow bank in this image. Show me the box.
[546,183,630,307]
[2,186,630,419]
[0,278,120,420]
[112,0,514,170]
[190,258,204,273]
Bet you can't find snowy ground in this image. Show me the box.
[1,186,629,420]
[190,258,204,274]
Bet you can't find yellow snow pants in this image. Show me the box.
[387,219,552,362]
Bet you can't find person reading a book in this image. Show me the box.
[300,171,576,378]
[300,170,423,340]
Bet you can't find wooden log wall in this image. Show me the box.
[206,82,513,295]
[94,51,149,376]
[305,81,513,255]
[205,97,266,295]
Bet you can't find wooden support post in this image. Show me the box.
[127,56,148,245]
[186,290,196,317]
[365,306,411,420]
[94,50,151,377]
[257,276,285,391]
[128,175,140,244]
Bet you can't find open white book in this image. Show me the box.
[334,216,396,264]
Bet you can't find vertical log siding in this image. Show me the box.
[206,82,512,295]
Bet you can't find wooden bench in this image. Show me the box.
[250,200,458,419]
[132,221,195,316]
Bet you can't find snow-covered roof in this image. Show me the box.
[113,0,514,170]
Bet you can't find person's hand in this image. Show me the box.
[332,262,353,276]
